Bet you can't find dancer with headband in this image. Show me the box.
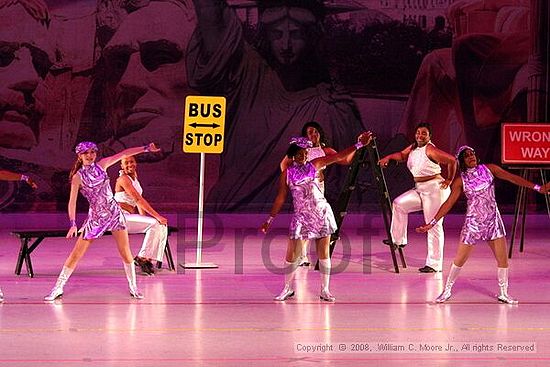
[417,145,549,304]
[44,142,160,301]
[262,131,372,302]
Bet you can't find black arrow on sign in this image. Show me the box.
[189,122,220,129]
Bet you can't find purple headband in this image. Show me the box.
[75,141,98,154]
[455,145,474,159]
[289,136,313,149]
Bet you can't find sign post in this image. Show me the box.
[181,95,226,269]
[501,123,550,258]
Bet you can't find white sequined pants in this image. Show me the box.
[390,178,450,271]
[123,212,168,262]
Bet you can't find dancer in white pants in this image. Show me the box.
[115,156,167,275]
[417,146,549,303]
[0,170,37,302]
[379,123,457,272]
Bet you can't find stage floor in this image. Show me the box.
[0,214,549,366]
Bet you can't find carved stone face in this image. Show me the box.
[266,16,308,66]
[0,4,52,150]
[103,1,196,147]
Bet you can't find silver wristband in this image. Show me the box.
[70,219,77,227]
[428,218,437,226]
[20,174,29,182]
[354,142,364,150]
[533,184,541,192]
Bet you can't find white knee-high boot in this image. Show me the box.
[497,267,518,304]
[44,266,74,301]
[124,262,144,299]
[435,263,461,303]
[274,260,299,301]
[318,258,335,302]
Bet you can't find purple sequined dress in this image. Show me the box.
[287,162,337,239]
[78,163,126,240]
[460,164,505,245]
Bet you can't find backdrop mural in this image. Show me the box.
[0,0,543,213]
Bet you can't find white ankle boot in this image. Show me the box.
[124,262,143,299]
[274,284,295,301]
[319,259,335,302]
[274,260,298,301]
[435,263,461,303]
[320,289,335,302]
[497,267,518,304]
[0,287,4,303]
[44,266,73,301]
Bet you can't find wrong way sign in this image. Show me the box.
[183,96,226,154]
[502,123,550,164]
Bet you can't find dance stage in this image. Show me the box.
[0,213,549,366]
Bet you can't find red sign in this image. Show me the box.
[501,123,550,164]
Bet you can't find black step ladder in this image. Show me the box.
[316,137,407,273]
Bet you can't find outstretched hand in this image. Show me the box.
[145,143,161,153]
[539,183,550,194]
[25,177,38,189]
[358,131,373,146]
[378,156,390,168]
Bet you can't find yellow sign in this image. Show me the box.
[183,96,226,154]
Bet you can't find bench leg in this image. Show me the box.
[25,250,35,278]
[15,238,28,276]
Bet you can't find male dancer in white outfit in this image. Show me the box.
[114,156,168,275]
[379,123,457,272]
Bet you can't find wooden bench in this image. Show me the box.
[11,226,177,278]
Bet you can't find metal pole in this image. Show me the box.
[183,152,218,269]
[196,152,205,264]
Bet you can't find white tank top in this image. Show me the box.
[308,146,326,193]
[114,175,143,207]
[407,142,441,177]
[308,146,326,161]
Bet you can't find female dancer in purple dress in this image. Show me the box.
[44,142,160,301]
[0,170,37,302]
[261,131,372,302]
[417,146,549,304]
[279,121,354,267]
